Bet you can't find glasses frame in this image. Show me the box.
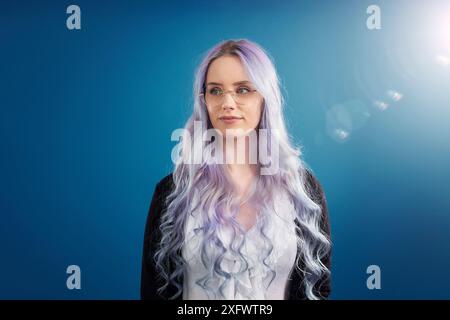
[199,88,258,106]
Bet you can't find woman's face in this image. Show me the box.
[204,55,264,136]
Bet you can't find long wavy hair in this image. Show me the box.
[154,39,331,300]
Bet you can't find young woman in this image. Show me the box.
[141,39,332,300]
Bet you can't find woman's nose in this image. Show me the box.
[221,92,236,110]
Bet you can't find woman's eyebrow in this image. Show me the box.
[206,80,252,86]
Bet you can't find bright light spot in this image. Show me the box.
[387,90,403,102]
[427,5,450,52]
[374,100,389,111]
[325,99,370,143]
[335,129,349,141]
[436,54,450,66]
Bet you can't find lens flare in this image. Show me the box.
[326,99,370,143]
[387,90,403,102]
[436,54,450,67]
[374,100,389,111]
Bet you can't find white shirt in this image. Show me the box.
[182,191,298,300]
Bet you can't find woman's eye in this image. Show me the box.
[209,88,223,96]
[237,87,250,94]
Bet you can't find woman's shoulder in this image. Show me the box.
[155,173,174,192]
[302,168,326,204]
[147,173,175,214]
[302,167,331,236]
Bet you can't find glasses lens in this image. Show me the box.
[204,89,255,105]
[204,92,223,105]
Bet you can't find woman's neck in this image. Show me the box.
[223,136,259,197]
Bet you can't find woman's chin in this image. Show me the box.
[219,126,256,137]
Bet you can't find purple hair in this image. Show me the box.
[154,39,331,299]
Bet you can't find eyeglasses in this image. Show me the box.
[199,87,258,105]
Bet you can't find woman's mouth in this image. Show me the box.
[219,116,243,124]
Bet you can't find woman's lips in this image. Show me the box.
[219,116,243,124]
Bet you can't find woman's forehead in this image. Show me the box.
[206,55,251,84]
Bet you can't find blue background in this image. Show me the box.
[1,0,450,299]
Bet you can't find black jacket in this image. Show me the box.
[140,169,332,300]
